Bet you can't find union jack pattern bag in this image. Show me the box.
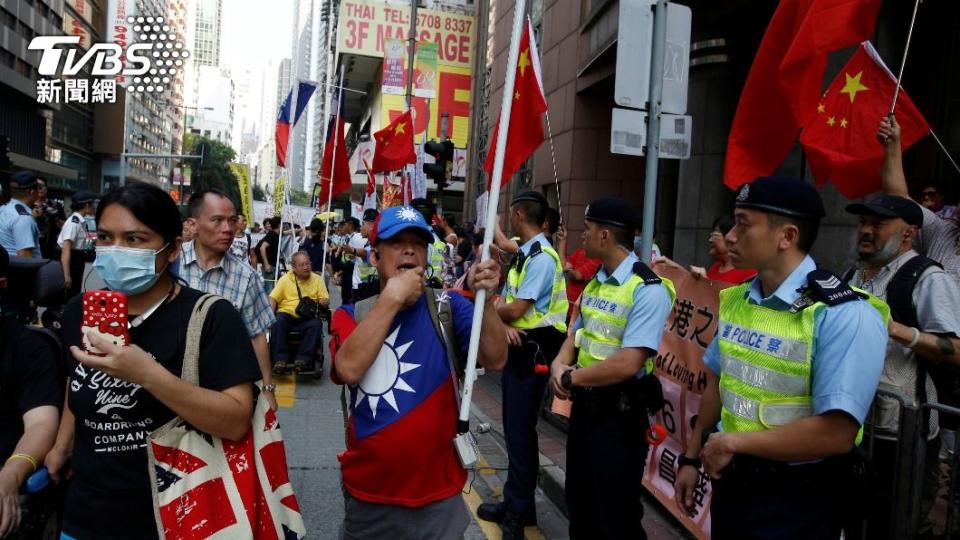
[146,294,307,539]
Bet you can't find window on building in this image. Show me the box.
[16,21,33,41]
[0,9,15,30]
[15,59,31,78]
[0,49,14,68]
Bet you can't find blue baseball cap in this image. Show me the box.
[372,206,434,245]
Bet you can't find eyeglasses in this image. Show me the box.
[920,191,939,199]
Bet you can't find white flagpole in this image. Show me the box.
[891,0,922,114]
[320,64,347,279]
[458,1,528,429]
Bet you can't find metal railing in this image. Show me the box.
[859,390,960,539]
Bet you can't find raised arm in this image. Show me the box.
[878,115,910,199]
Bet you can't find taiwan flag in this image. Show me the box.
[800,42,930,198]
[275,81,318,167]
[329,292,474,506]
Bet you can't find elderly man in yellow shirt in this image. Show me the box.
[269,251,330,373]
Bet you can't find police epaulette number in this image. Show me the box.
[632,262,662,285]
[794,269,860,310]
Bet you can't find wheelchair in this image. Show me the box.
[274,306,331,381]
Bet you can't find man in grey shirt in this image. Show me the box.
[879,116,960,288]
[846,194,960,539]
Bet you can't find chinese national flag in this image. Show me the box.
[372,110,417,173]
[483,19,547,190]
[800,42,930,198]
[723,0,882,189]
[317,116,352,207]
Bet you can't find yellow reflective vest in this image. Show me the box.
[504,241,569,333]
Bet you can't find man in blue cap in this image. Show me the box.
[331,205,506,539]
[477,191,568,539]
[0,172,43,258]
[57,190,97,299]
[550,197,675,539]
[673,176,888,539]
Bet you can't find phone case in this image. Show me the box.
[81,290,130,356]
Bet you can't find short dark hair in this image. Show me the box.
[544,208,560,235]
[237,212,246,219]
[268,217,281,229]
[187,189,233,218]
[765,213,820,253]
[71,199,93,213]
[513,200,546,227]
[712,215,736,236]
[593,222,633,250]
[96,182,182,245]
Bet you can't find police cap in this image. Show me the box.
[584,197,639,230]
[511,191,547,207]
[734,176,826,220]
[72,191,97,205]
[9,171,39,190]
[362,209,379,223]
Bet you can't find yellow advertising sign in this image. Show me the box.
[338,0,474,148]
[229,163,254,225]
[338,0,475,69]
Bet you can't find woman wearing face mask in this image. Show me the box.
[44,183,262,540]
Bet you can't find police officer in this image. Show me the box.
[0,172,43,258]
[674,177,889,539]
[550,198,675,539]
[411,198,448,288]
[338,217,363,304]
[477,191,568,539]
[352,209,379,302]
[57,190,97,300]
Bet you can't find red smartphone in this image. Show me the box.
[81,291,130,356]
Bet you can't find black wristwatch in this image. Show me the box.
[677,454,701,471]
[560,370,574,391]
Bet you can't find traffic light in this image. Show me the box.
[423,139,454,189]
[0,136,11,171]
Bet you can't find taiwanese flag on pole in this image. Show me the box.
[723,0,882,189]
[371,110,417,173]
[483,19,547,189]
[800,42,930,198]
[317,115,352,207]
[275,81,318,167]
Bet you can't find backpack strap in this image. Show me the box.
[841,267,857,283]
[632,261,663,285]
[887,255,941,328]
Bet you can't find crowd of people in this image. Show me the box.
[0,114,957,540]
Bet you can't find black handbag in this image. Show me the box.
[293,276,321,319]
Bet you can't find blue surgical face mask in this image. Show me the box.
[93,244,170,295]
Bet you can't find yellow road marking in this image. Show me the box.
[524,528,546,540]
[476,455,498,476]
[274,374,296,408]
[463,488,502,539]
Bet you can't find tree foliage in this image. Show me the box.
[252,183,267,201]
[183,134,241,209]
[289,188,312,207]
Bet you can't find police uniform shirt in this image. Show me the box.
[572,252,673,354]
[702,255,888,427]
[500,232,558,315]
[57,211,89,251]
[0,199,41,257]
[351,238,372,289]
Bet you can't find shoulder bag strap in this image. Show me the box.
[181,293,222,386]
[426,288,464,414]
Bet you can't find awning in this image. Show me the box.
[9,152,78,181]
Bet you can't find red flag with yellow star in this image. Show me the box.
[483,19,547,189]
[372,110,417,173]
[800,42,930,198]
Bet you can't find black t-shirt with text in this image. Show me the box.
[60,287,261,540]
[0,318,63,463]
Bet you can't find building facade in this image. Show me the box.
[467,0,960,273]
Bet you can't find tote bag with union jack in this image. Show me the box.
[146,294,307,539]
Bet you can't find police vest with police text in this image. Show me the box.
[504,241,569,332]
[717,270,889,442]
[575,261,676,368]
[428,235,445,282]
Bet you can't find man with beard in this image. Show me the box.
[845,195,960,539]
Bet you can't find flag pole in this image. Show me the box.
[458,0,528,430]
[535,15,562,226]
[320,64,347,279]
[891,0,923,114]
[930,129,960,177]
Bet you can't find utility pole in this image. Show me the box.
[639,0,668,264]
[405,0,418,111]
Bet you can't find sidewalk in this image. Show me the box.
[470,372,693,539]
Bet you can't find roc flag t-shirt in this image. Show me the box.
[330,292,474,507]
